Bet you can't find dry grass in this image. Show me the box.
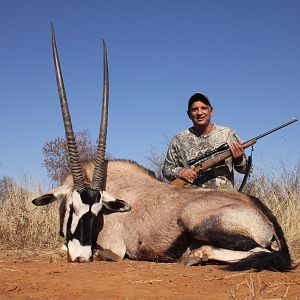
[0,177,61,253]
[229,273,294,299]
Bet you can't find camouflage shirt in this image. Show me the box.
[162,124,248,189]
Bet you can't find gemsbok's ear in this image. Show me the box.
[102,199,131,212]
[32,194,57,206]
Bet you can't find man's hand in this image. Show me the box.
[178,168,198,183]
[230,142,245,165]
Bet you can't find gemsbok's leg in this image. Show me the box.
[180,245,270,266]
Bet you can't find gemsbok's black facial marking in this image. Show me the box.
[66,204,74,242]
[73,211,95,246]
[79,188,102,206]
[65,189,102,242]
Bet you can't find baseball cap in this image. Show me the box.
[188,93,212,110]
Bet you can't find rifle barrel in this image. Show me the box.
[251,118,298,142]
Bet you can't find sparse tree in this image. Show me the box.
[145,146,165,180]
[43,130,97,184]
[145,135,170,180]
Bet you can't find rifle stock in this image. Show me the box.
[170,139,257,187]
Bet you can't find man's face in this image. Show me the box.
[187,101,213,127]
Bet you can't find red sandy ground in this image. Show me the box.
[0,253,299,299]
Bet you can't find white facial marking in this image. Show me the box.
[91,201,103,215]
[102,191,117,202]
[70,191,90,234]
[68,239,92,262]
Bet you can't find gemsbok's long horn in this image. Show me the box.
[91,39,109,191]
[51,24,86,193]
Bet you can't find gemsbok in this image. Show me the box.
[32,27,292,271]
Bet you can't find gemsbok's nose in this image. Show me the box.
[78,256,92,263]
[67,252,92,263]
[67,250,93,263]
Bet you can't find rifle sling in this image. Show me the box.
[238,154,252,192]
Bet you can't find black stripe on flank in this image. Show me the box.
[192,216,260,251]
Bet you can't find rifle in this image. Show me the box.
[187,142,229,166]
[170,118,298,188]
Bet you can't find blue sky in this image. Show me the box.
[0,0,299,185]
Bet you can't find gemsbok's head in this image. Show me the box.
[32,25,131,262]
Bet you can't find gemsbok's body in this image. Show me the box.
[32,27,292,271]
